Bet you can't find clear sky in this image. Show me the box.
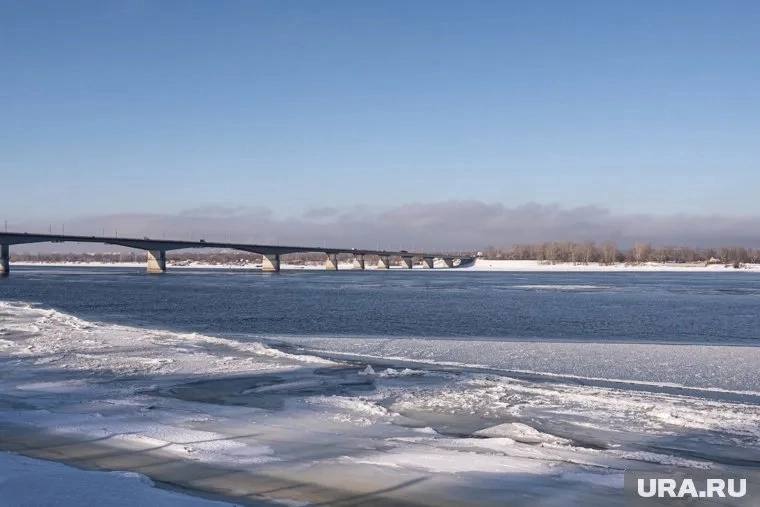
[2,0,759,223]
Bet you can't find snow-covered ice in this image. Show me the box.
[275,335,760,393]
[0,300,758,506]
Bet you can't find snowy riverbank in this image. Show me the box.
[465,259,760,272]
[13,258,760,272]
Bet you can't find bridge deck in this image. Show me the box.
[0,232,455,258]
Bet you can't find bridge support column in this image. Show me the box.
[442,257,455,268]
[422,257,434,269]
[1,244,8,277]
[262,253,280,272]
[146,250,167,274]
[325,253,339,270]
[401,256,413,269]
[377,255,390,269]
[353,254,365,270]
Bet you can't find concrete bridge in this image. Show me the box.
[0,232,474,276]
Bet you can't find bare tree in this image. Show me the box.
[600,241,618,265]
[632,242,652,263]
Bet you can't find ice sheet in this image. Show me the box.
[1,300,758,506]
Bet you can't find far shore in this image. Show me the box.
[11,258,760,272]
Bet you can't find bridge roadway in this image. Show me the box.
[0,232,473,275]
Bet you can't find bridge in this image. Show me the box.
[0,232,474,276]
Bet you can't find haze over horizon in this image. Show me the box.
[8,201,760,253]
[3,1,760,249]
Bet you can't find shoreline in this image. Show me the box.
[11,259,760,272]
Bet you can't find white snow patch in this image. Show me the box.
[474,422,571,445]
[358,364,375,376]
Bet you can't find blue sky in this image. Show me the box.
[2,0,759,224]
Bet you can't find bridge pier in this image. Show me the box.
[422,257,434,269]
[353,254,365,270]
[1,244,8,277]
[325,253,339,270]
[443,257,455,268]
[262,253,280,272]
[377,255,390,269]
[401,256,413,269]
[146,250,167,274]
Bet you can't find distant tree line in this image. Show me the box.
[481,242,760,265]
